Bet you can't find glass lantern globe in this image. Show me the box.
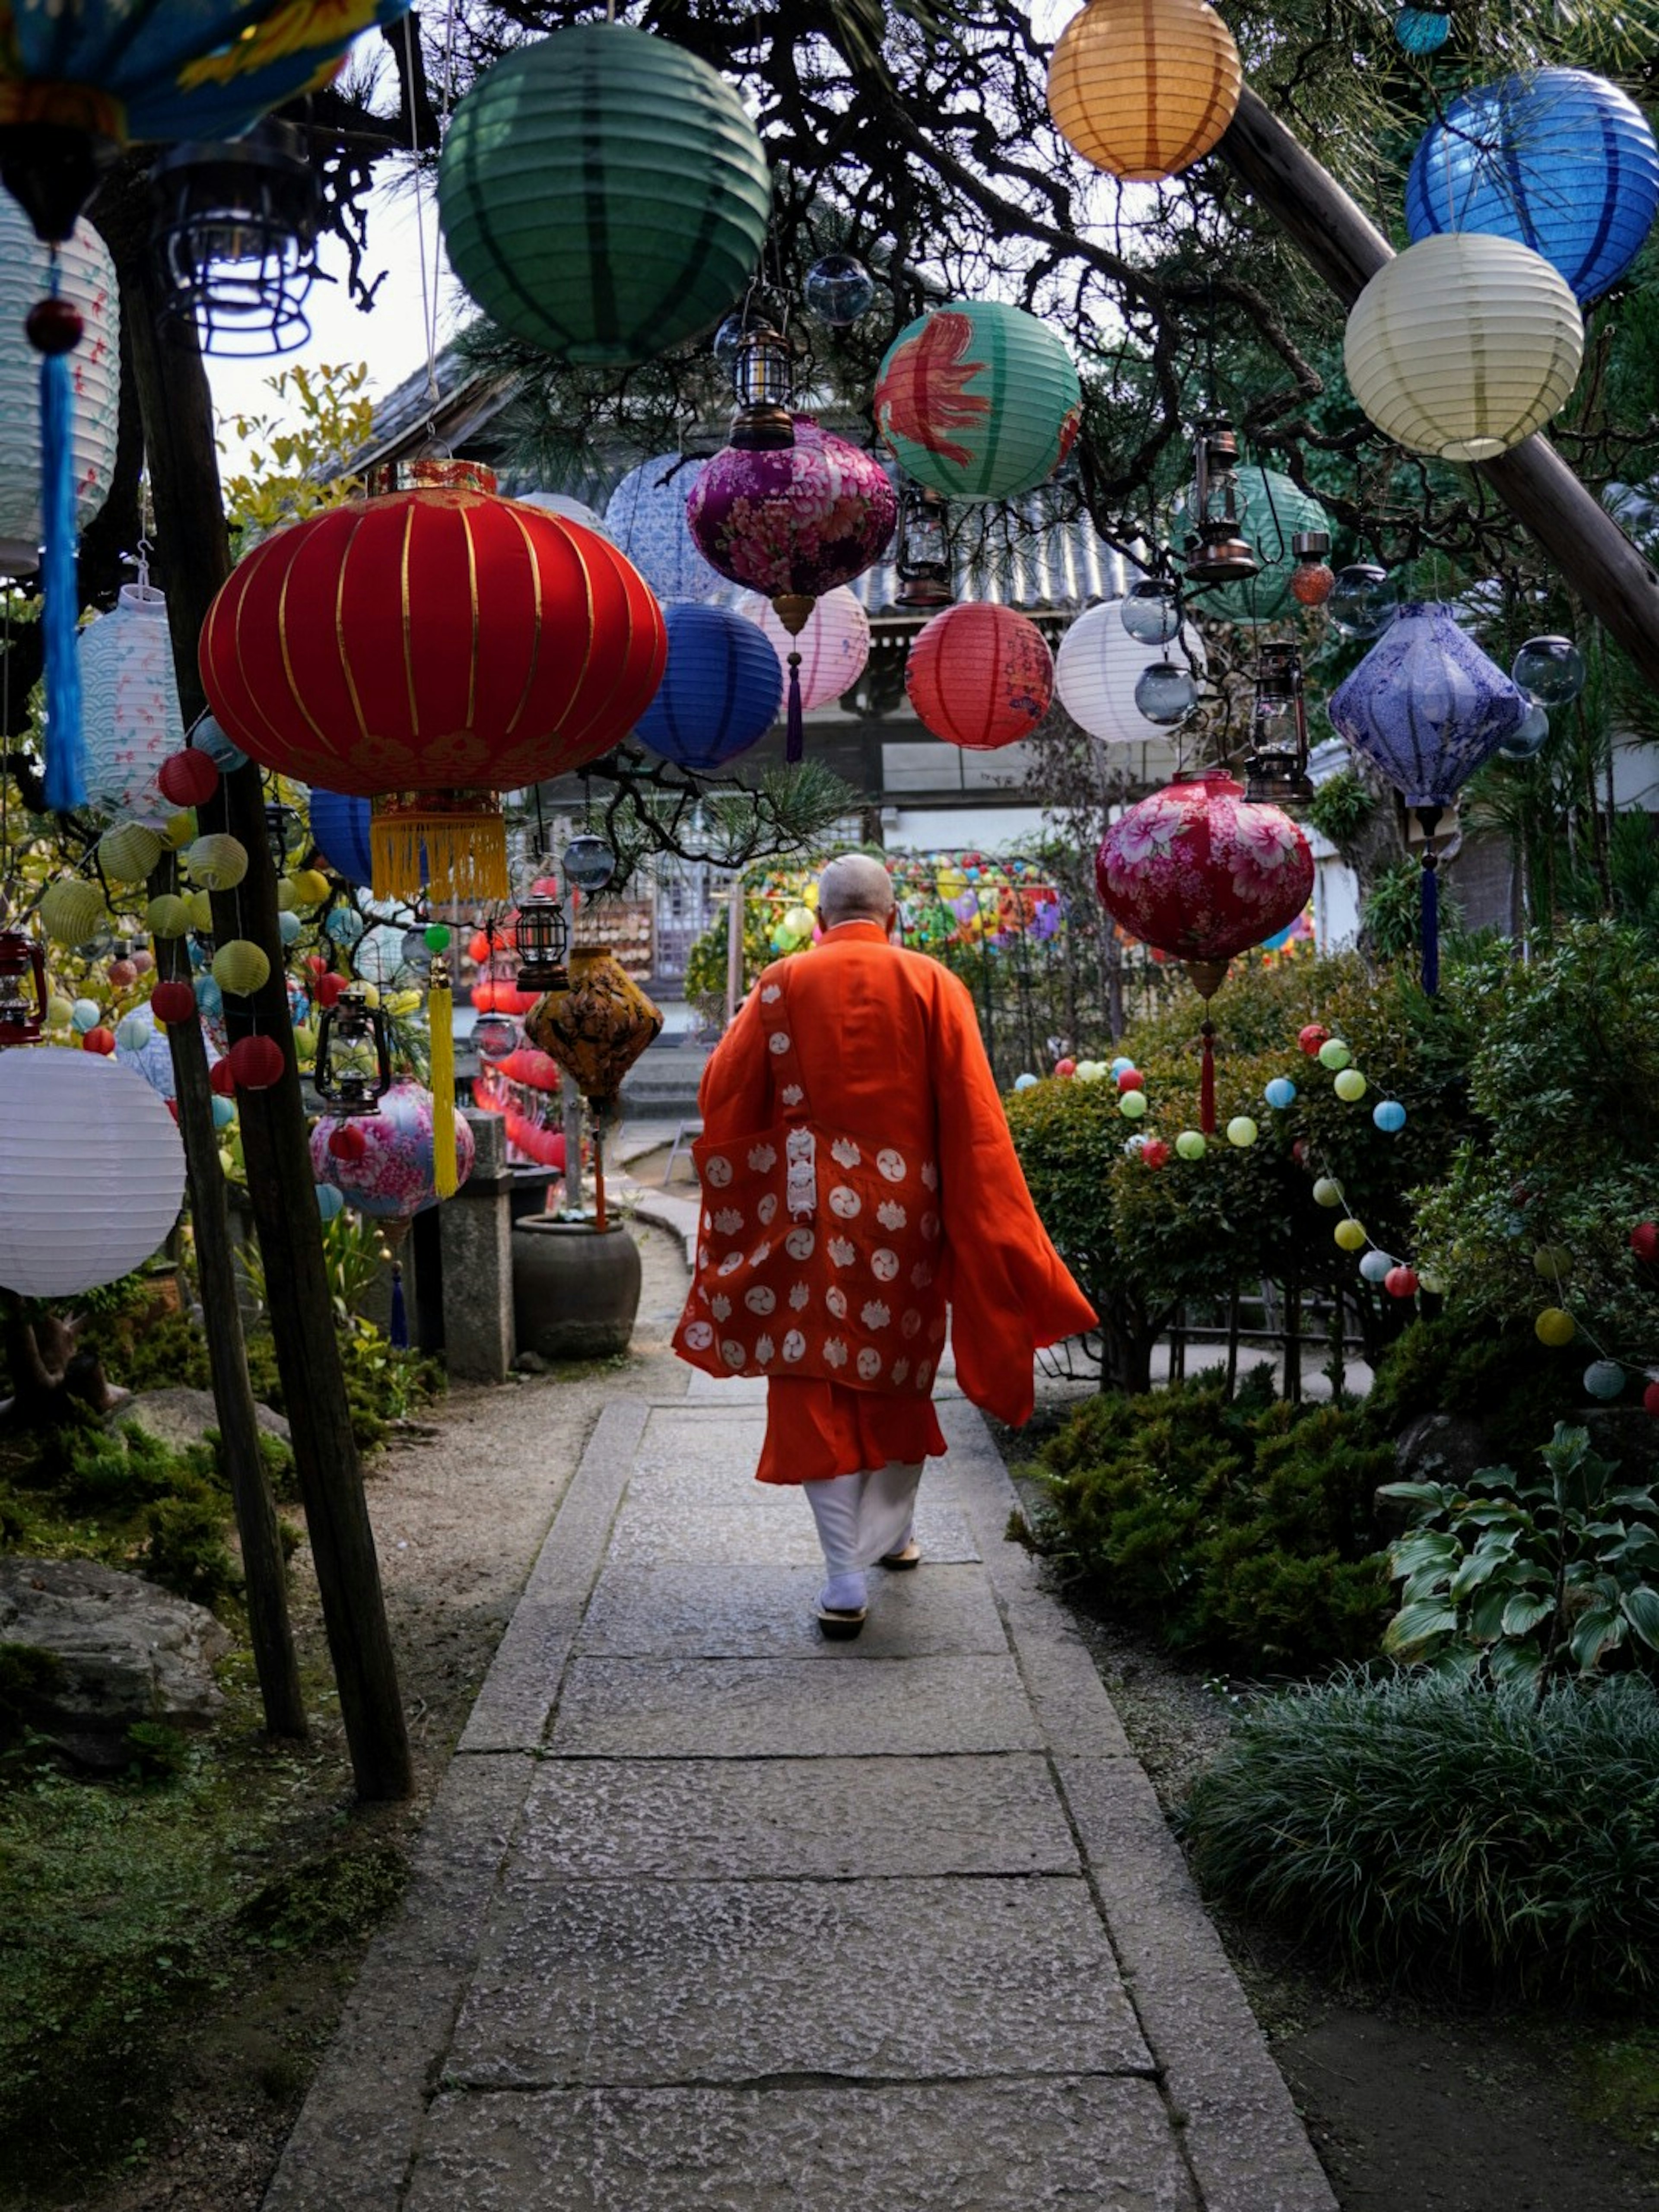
[1497,701,1551,760]
[1120,578,1181,645]
[1327,563,1398,639]
[803,253,875,327]
[1511,635,1586,707]
[1395,9,1452,54]
[713,302,778,380]
[1133,660,1198,725]
[471,1012,520,1061]
[563,834,617,893]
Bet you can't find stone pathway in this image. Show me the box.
[264,1365,1338,2211]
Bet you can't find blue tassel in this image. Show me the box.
[39,343,85,812]
[1421,852,1440,995]
[389,1261,409,1349]
[785,652,803,765]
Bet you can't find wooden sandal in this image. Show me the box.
[879,1541,922,1570]
[815,1604,867,1640]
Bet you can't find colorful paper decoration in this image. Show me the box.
[1047,0,1242,182]
[310,1080,475,1219]
[602,453,726,604]
[905,603,1055,750]
[199,473,667,905]
[873,301,1081,501]
[1055,600,1209,745]
[1176,467,1333,626]
[634,602,782,772]
[1328,602,1528,809]
[1405,70,1659,306]
[437,23,770,366]
[737,586,871,712]
[1345,235,1583,462]
[526,948,664,1113]
[0,1046,184,1295]
[0,199,118,576]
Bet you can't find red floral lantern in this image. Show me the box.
[905,603,1054,750]
[199,463,667,903]
[1095,772,1313,1130]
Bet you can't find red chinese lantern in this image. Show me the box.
[199,464,667,905]
[905,603,1054,750]
[149,981,197,1025]
[1096,772,1313,1131]
[228,1034,285,1090]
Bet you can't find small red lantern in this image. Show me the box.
[1298,1023,1329,1056]
[209,1056,238,1097]
[328,1122,369,1162]
[315,973,346,1008]
[1055,1056,1076,1078]
[905,602,1054,751]
[82,1025,116,1055]
[1116,1068,1144,1093]
[1141,1137,1171,1169]
[200,468,667,906]
[157,748,221,807]
[228,1034,285,1089]
[150,981,197,1025]
[1384,1265,1420,1299]
[1631,1221,1658,1263]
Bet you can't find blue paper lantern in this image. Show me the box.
[633,603,782,772]
[604,452,728,605]
[1328,604,1528,809]
[309,789,375,886]
[1264,1077,1297,1109]
[1405,70,1659,305]
[1373,1100,1408,1133]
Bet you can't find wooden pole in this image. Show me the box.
[1216,89,1659,692]
[724,872,745,1027]
[118,254,412,1802]
[150,856,306,1741]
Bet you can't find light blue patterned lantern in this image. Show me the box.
[1328,603,1528,990]
[1405,70,1659,305]
[603,452,728,605]
[78,582,185,824]
[634,603,782,772]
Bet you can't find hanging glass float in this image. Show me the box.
[149,118,320,357]
[199,461,667,904]
[602,451,727,605]
[1047,0,1243,182]
[1055,601,1208,745]
[1134,660,1199,726]
[874,299,1081,502]
[1328,602,1528,989]
[1095,772,1313,1130]
[687,416,895,761]
[1511,636,1586,706]
[905,603,1055,751]
[1328,563,1399,639]
[1121,578,1181,644]
[436,22,770,366]
[804,253,875,327]
[1405,70,1659,306]
[563,835,617,895]
[1345,235,1583,462]
[634,603,782,774]
[1395,9,1452,55]
[1498,702,1551,761]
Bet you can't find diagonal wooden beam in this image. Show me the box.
[1217,86,1659,689]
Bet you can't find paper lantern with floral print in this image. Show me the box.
[199,470,667,904]
[1047,0,1242,183]
[0,199,118,575]
[633,603,782,772]
[76,582,186,823]
[310,1080,474,1219]
[0,1047,185,1295]
[737,587,871,712]
[874,302,1081,502]
[437,22,770,367]
[1327,602,1529,809]
[1055,600,1208,744]
[906,603,1054,750]
[602,453,725,604]
[1405,70,1659,306]
[1345,235,1583,463]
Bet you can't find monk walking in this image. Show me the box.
[675,854,1096,1637]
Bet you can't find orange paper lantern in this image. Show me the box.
[1048,0,1243,184]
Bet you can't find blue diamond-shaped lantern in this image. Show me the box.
[1327,603,1528,808]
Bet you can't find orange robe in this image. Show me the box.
[694,918,1097,1483]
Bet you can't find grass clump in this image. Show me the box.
[1021,1372,1394,1673]
[1179,1671,1659,2002]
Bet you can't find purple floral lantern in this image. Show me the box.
[687,415,896,759]
[1327,602,1528,989]
[311,1080,475,1219]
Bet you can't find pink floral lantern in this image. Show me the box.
[1095,772,1313,1130]
[737,585,871,712]
[905,602,1054,750]
[310,1079,475,1218]
[687,415,896,759]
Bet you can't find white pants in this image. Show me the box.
[804,1461,923,1609]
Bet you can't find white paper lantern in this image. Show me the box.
[1055,600,1208,744]
[78,583,187,824]
[602,452,727,604]
[1344,235,1584,463]
[516,490,610,537]
[0,202,120,575]
[0,1048,186,1297]
[737,586,871,710]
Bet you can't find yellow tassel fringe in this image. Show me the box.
[429,967,458,1200]
[369,807,510,908]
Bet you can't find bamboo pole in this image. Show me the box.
[1216,89,1659,693]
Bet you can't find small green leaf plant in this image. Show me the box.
[1380,1421,1659,1692]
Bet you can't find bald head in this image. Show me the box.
[817,854,895,929]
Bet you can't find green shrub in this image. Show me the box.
[1365,1313,1586,1462]
[1027,1376,1393,1672]
[1179,1671,1659,2001]
[145,1493,242,1611]
[1381,1422,1659,1689]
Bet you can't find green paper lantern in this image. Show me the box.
[1178,466,1333,626]
[438,23,772,367]
[874,300,1081,501]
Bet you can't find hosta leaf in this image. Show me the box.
[1500,1591,1554,1637]
[1382,1601,1461,1656]
[1620,1585,1659,1651]
[1377,1481,1455,1508]
[1389,1531,1462,1580]
[1449,1551,1503,1599]
[1569,1606,1626,1672]
[1487,1639,1544,1688]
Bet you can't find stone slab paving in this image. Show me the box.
[264,1390,1338,2212]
